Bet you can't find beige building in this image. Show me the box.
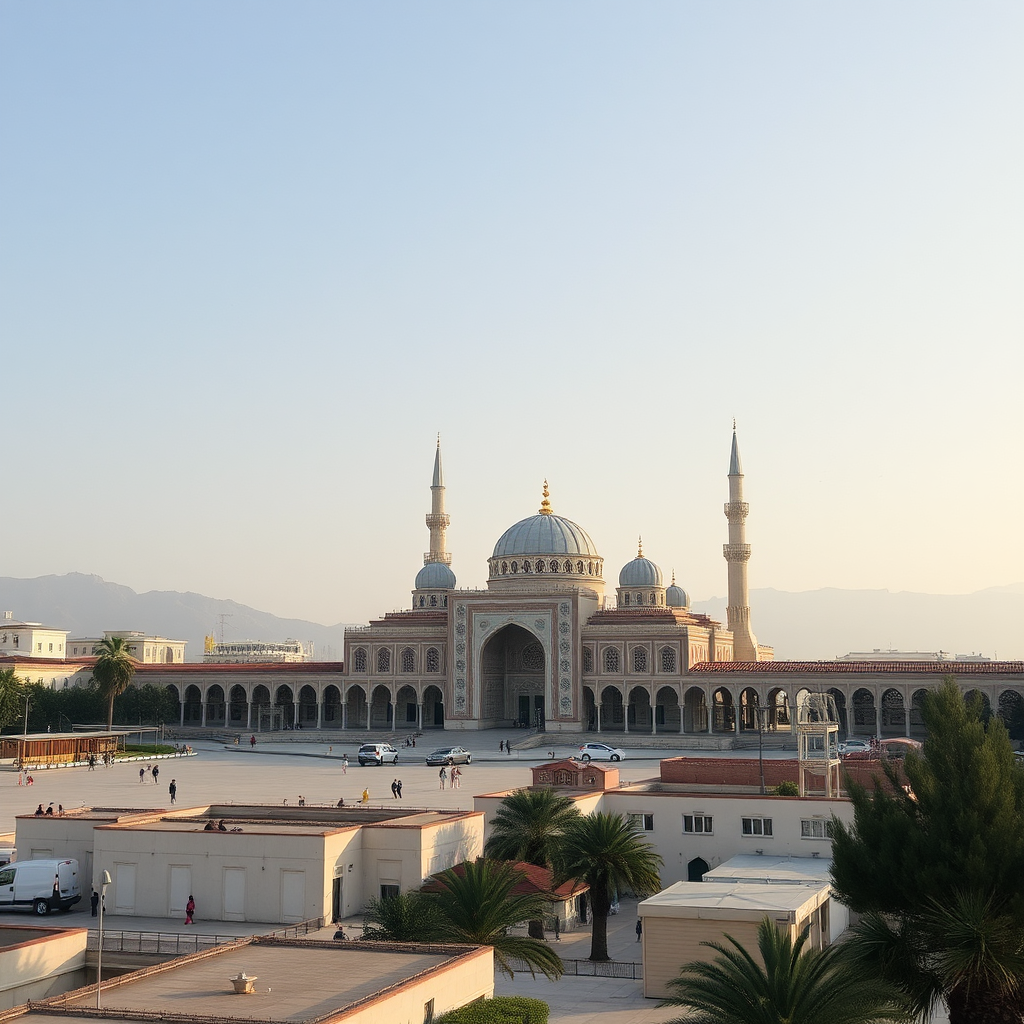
[66,630,186,664]
[15,804,484,924]
[639,881,833,998]
[0,613,68,661]
[11,936,493,1024]
[0,924,88,1010]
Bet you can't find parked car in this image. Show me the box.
[838,739,871,758]
[357,743,399,766]
[425,746,473,766]
[0,858,81,915]
[578,742,626,762]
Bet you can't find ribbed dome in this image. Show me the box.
[492,513,600,559]
[415,562,456,589]
[666,584,689,608]
[619,556,663,587]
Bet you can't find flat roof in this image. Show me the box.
[639,881,829,921]
[704,854,833,885]
[22,938,486,1024]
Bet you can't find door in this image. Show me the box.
[114,864,136,913]
[224,868,246,920]
[331,876,343,923]
[169,866,191,916]
[518,695,530,727]
[281,870,305,923]
[534,695,545,730]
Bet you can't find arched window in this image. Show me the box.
[583,648,594,673]
[550,559,559,572]
[401,648,415,673]
[661,647,676,672]
[563,560,573,573]
[376,648,391,673]
[604,648,620,673]
[510,561,518,573]
[501,561,508,574]
[576,560,584,574]
[635,593,643,605]
[536,560,545,573]
[419,596,425,607]
[623,593,630,606]
[353,648,367,673]
[522,560,532,573]
[587,561,593,574]
[633,648,648,673]
[442,595,448,607]
[430,595,437,606]
[426,648,440,673]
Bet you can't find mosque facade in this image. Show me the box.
[134,433,1024,740]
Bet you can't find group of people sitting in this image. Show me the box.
[203,818,243,833]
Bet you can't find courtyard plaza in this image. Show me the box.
[0,732,797,835]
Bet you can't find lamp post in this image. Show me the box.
[96,870,111,1007]
[755,697,767,795]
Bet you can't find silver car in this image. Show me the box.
[424,746,473,766]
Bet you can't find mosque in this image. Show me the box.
[340,431,773,735]
[135,432,1023,741]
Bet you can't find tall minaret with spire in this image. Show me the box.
[424,435,452,567]
[724,423,759,661]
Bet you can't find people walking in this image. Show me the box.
[396,779,403,799]
[90,890,99,917]
[391,779,399,799]
[139,767,145,783]
[499,740,504,753]
[250,735,256,748]
[341,755,348,773]
[439,766,447,789]
[184,895,195,925]
[152,765,159,785]
[169,779,177,804]
[636,919,643,942]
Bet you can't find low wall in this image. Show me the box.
[660,757,905,791]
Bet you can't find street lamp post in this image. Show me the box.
[96,870,112,1007]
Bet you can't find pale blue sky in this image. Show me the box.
[2,2,1021,628]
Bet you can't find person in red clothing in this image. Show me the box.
[184,895,196,925]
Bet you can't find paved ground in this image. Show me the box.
[0,733,794,835]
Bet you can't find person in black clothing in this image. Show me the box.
[90,890,99,917]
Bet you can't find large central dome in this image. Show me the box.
[487,482,604,592]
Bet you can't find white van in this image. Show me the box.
[0,858,81,915]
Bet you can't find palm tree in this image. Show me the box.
[0,667,24,731]
[362,890,444,942]
[553,811,663,961]
[664,916,913,1024]
[91,636,137,729]
[485,788,581,937]
[844,890,1024,1024]
[429,858,564,980]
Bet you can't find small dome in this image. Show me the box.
[617,538,663,587]
[415,562,456,590]
[666,571,689,608]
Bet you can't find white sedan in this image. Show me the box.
[579,742,626,762]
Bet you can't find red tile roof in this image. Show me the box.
[690,661,1024,675]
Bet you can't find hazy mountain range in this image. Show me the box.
[1,573,1021,663]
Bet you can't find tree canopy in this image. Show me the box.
[0,667,24,731]
[831,677,1024,1023]
[484,788,581,867]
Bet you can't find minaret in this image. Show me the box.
[424,435,452,566]
[724,424,759,661]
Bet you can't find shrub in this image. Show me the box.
[775,780,800,796]
[435,995,549,1024]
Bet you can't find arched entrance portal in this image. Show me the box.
[480,624,547,729]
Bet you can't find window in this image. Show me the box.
[426,648,440,673]
[401,648,415,673]
[742,817,773,836]
[48,643,53,652]
[379,884,400,900]
[429,595,437,606]
[632,648,648,673]
[623,593,630,606]
[603,648,620,673]
[376,648,391,673]
[683,814,713,834]
[660,647,676,672]
[801,818,833,840]
[582,648,594,673]
[37,642,42,651]
[0,868,14,886]
[353,648,367,673]
[423,998,435,1024]
[628,813,655,832]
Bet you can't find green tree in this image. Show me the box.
[90,636,137,730]
[362,890,444,942]
[553,811,663,962]
[664,916,912,1024]
[831,677,1024,1023]
[485,788,581,938]
[429,859,564,980]
[0,667,25,731]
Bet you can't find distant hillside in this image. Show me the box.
[1,573,1021,664]
[695,586,1024,660]
[0,574,352,662]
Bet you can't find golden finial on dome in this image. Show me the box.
[637,535,644,558]
[538,480,553,515]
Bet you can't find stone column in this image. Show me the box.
[623,690,629,734]
[904,705,911,738]
[317,698,323,730]
[651,689,657,735]
[201,699,207,727]
[365,698,371,731]
[875,701,882,740]
[246,700,252,730]
[417,702,423,730]
[179,701,185,727]
[596,703,602,733]
[342,701,348,730]
[293,701,299,728]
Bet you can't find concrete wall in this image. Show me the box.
[660,756,905,792]
[0,925,88,1010]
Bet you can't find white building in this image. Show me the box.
[66,631,186,664]
[0,613,68,660]
[203,638,311,663]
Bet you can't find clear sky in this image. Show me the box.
[1,2,1021,628]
